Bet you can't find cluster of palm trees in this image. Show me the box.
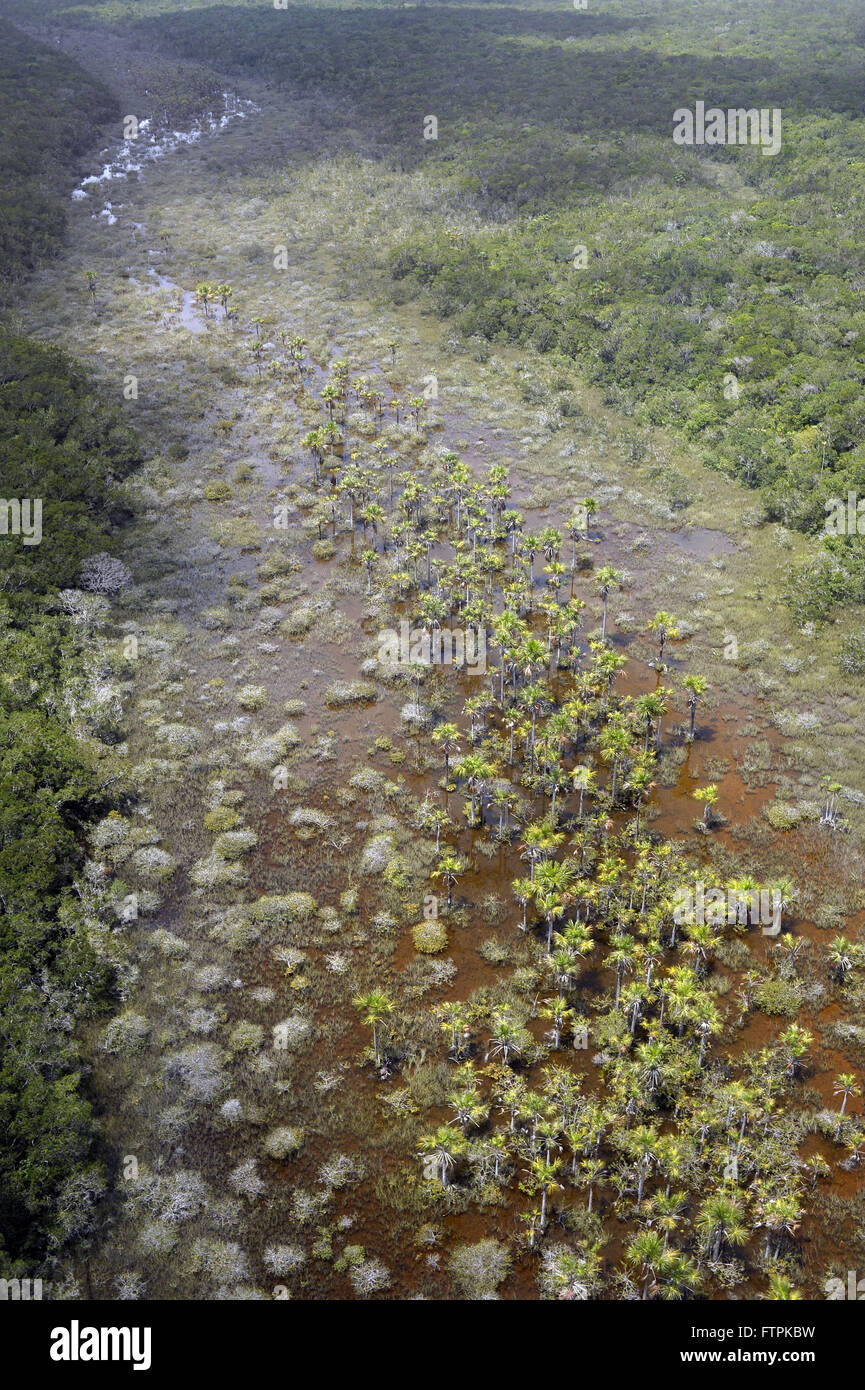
[194,280,235,319]
[264,337,852,1299]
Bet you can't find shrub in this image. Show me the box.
[228,1022,265,1054]
[448,1239,511,1299]
[190,852,249,889]
[263,1126,304,1160]
[79,552,132,595]
[100,1013,150,1056]
[280,605,315,637]
[242,722,301,771]
[236,684,268,710]
[154,723,203,755]
[228,1158,265,1200]
[839,631,865,675]
[131,847,177,882]
[213,828,258,860]
[412,920,448,954]
[349,1257,392,1296]
[203,805,242,833]
[263,1244,306,1274]
[360,832,397,874]
[203,481,233,502]
[324,680,378,707]
[250,893,316,926]
[164,1045,227,1101]
[764,801,802,831]
[754,976,805,1017]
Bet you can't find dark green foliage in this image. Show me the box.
[0,333,141,604]
[0,20,117,289]
[784,537,865,625]
[0,620,117,1265]
[0,333,141,1265]
[0,18,138,1259]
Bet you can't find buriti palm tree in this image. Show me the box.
[511,876,534,931]
[320,380,340,420]
[683,673,707,741]
[544,760,569,826]
[820,776,842,828]
[487,1014,523,1066]
[431,721,460,785]
[636,1038,666,1095]
[834,1072,861,1137]
[450,1088,488,1134]
[693,783,719,827]
[648,1190,687,1250]
[362,501,386,548]
[352,989,393,1066]
[693,999,721,1067]
[302,427,326,483]
[571,765,595,819]
[595,565,621,641]
[624,1124,660,1213]
[361,548,377,594]
[436,1000,471,1058]
[775,931,805,973]
[195,281,216,317]
[457,751,497,827]
[665,965,701,1033]
[828,934,857,981]
[418,1127,466,1185]
[534,857,575,950]
[541,996,574,1050]
[599,718,632,805]
[627,1228,666,1299]
[520,818,562,884]
[432,851,464,909]
[578,1156,605,1213]
[682,921,720,978]
[696,1191,748,1262]
[607,933,637,1009]
[648,610,680,666]
[527,1156,561,1231]
[758,1193,803,1261]
[778,1022,811,1080]
[768,876,796,936]
[566,501,595,573]
[417,796,451,854]
[623,978,652,1035]
[635,691,666,753]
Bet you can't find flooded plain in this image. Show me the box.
[15,44,865,1300]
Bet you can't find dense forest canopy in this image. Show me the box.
[0,16,140,1271]
[0,20,117,286]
